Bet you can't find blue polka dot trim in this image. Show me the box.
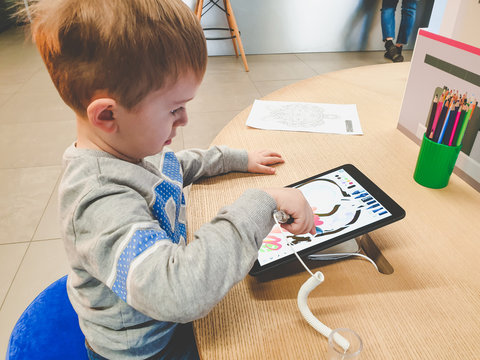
[152,181,186,244]
[150,151,187,245]
[111,228,168,302]
[162,152,183,183]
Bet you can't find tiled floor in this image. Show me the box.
[0,25,412,356]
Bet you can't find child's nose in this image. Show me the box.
[175,112,188,127]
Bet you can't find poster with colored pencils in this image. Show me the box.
[397,29,480,190]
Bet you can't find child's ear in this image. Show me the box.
[86,98,118,134]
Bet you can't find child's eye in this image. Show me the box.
[170,106,184,115]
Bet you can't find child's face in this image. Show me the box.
[113,71,201,161]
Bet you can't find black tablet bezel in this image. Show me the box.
[249,164,406,276]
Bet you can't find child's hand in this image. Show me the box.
[264,188,316,235]
[247,150,285,174]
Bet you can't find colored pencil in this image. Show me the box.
[441,102,459,145]
[428,90,447,139]
[425,95,438,137]
[448,104,463,146]
[452,105,467,146]
[457,101,479,154]
[432,99,450,142]
[438,99,455,143]
[456,101,475,146]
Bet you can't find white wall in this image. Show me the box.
[426,0,448,33]
[428,0,480,48]
[448,0,480,48]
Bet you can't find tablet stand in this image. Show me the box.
[309,238,360,260]
[308,233,394,275]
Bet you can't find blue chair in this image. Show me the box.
[6,275,88,360]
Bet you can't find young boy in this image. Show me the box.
[29,0,315,358]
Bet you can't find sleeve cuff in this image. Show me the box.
[221,188,277,248]
[217,146,248,173]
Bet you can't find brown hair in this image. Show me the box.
[29,0,207,116]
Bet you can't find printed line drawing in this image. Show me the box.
[246,99,363,135]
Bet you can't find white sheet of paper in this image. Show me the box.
[246,99,363,135]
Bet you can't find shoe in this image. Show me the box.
[384,40,404,63]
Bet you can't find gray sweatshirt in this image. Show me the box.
[59,144,277,359]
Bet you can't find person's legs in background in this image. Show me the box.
[395,0,417,58]
[381,0,397,42]
[381,0,403,62]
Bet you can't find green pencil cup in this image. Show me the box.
[413,134,461,189]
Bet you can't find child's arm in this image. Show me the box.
[69,185,313,324]
[176,146,248,186]
[176,147,284,186]
[70,186,274,322]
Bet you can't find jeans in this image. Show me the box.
[85,323,200,360]
[381,0,417,45]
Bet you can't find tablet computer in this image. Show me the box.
[249,164,406,276]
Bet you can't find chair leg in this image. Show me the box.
[223,0,239,57]
[195,0,204,20]
[224,0,249,71]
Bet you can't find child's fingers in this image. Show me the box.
[261,156,285,165]
[281,223,308,235]
[254,164,276,174]
[262,150,283,158]
[281,217,314,235]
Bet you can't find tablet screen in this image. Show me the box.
[251,164,405,275]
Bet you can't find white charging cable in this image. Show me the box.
[272,210,378,352]
[296,270,350,352]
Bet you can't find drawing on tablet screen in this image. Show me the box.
[288,178,362,244]
[259,178,362,252]
[257,168,392,266]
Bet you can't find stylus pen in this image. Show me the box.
[273,210,294,224]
